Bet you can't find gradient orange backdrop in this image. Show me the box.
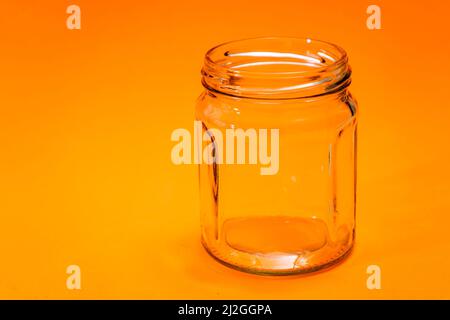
[0,0,449,299]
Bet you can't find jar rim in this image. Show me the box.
[201,37,351,99]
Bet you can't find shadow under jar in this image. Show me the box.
[196,37,357,275]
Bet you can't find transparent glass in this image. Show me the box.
[196,37,357,275]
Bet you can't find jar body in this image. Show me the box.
[196,89,357,275]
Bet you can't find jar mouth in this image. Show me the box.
[202,37,351,99]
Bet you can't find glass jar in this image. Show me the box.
[196,37,357,275]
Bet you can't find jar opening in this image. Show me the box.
[202,37,351,99]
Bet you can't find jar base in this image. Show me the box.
[202,240,353,276]
[201,216,354,276]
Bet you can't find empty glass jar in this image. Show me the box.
[196,37,357,275]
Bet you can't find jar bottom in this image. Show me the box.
[202,216,353,275]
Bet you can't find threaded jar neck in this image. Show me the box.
[201,37,351,100]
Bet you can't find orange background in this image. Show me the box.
[0,0,449,299]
